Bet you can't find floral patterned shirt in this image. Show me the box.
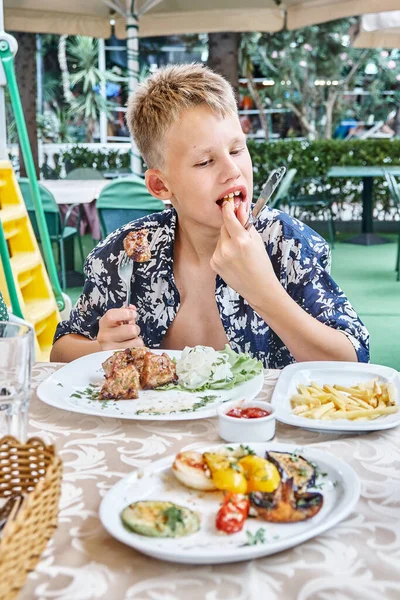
[0,291,8,321]
[54,208,370,369]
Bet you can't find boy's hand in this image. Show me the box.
[97,305,144,351]
[210,200,280,303]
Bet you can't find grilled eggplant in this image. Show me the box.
[121,500,200,538]
[250,478,323,523]
[266,451,316,493]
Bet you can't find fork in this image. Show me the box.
[118,253,134,307]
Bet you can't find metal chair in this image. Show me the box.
[18,178,84,291]
[384,170,400,280]
[285,177,336,248]
[97,175,166,238]
[269,168,297,209]
[66,168,104,180]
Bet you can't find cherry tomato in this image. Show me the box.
[215,493,250,534]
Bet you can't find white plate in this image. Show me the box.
[271,361,400,432]
[99,441,360,565]
[37,349,264,421]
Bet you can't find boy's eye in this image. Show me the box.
[231,147,244,155]
[195,159,213,168]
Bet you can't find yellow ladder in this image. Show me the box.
[0,160,60,361]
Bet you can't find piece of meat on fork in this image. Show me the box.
[123,229,152,262]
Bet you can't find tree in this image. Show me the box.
[352,49,400,136]
[240,34,271,139]
[13,32,39,177]
[207,32,240,97]
[242,20,374,139]
[58,36,116,142]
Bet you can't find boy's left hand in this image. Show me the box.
[210,200,279,303]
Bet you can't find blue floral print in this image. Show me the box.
[54,208,369,368]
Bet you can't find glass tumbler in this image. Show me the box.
[0,322,33,442]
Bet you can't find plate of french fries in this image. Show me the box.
[271,362,400,432]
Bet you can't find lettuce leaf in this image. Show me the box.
[157,345,263,392]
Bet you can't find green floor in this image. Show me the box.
[330,235,400,370]
[66,234,400,370]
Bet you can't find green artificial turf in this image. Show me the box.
[331,236,400,369]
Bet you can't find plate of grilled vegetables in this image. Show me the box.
[99,442,360,564]
[37,345,264,420]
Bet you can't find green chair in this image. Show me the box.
[269,168,297,209]
[384,170,400,280]
[66,168,104,180]
[97,175,166,238]
[18,178,84,291]
[284,177,336,248]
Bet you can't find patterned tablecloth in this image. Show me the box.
[20,363,400,600]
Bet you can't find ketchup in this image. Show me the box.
[226,406,270,419]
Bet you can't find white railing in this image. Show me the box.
[9,142,132,178]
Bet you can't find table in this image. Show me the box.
[327,166,400,245]
[43,180,110,286]
[43,180,111,206]
[18,363,400,600]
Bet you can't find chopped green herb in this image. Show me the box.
[298,467,309,477]
[57,383,63,388]
[242,528,267,547]
[313,482,324,490]
[70,393,82,399]
[162,506,184,531]
[239,444,256,456]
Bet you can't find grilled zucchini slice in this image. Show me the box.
[121,500,200,538]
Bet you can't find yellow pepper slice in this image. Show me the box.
[239,455,281,493]
[203,452,247,494]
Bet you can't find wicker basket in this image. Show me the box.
[0,436,63,600]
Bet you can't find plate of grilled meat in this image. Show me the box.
[37,346,264,420]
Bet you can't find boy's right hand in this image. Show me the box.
[97,305,144,351]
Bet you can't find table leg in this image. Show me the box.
[63,238,84,287]
[344,176,391,245]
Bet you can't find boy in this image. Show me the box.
[51,64,369,367]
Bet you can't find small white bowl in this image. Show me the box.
[217,399,276,443]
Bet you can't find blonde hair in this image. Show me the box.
[126,63,237,169]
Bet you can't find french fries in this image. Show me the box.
[290,379,398,421]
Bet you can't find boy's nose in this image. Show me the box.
[221,157,241,183]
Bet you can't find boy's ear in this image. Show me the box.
[145,169,173,200]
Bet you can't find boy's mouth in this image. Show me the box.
[216,186,247,213]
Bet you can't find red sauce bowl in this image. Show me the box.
[217,399,276,443]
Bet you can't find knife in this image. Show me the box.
[244,166,287,230]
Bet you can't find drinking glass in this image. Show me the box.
[0,322,33,442]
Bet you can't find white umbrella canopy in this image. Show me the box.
[3,0,400,173]
[354,11,400,48]
[5,0,400,38]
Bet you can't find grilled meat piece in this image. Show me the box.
[140,352,178,390]
[266,451,316,493]
[102,347,149,378]
[250,478,323,523]
[124,229,151,262]
[102,349,130,378]
[99,364,140,400]
[129,347,150,374]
